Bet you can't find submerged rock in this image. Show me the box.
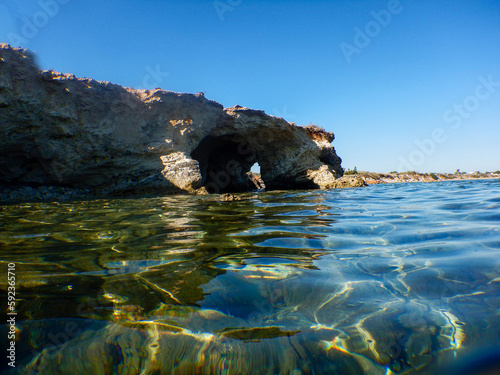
[325,175,367,189]
[0,44,349,201]
[218,193,258,202]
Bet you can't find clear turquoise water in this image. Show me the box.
[1,179,500,374]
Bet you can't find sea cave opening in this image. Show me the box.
[250,162,260,175]
[191,135,265,194]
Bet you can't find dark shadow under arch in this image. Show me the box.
[191,135,261,193]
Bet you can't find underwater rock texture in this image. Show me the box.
[0,44,344,198]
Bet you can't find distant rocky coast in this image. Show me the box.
[351,171,500,185]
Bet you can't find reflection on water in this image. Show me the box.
[1,180,500,374]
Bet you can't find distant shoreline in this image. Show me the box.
[348,171,499,185]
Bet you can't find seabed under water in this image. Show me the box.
[1,179,500,374]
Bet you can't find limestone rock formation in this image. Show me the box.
[0,44,345,200]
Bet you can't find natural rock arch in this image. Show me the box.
[191,135,258,193]
[0,44,347,200]
[189,106,344,193]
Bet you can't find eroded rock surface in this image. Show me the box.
[0,44,345,200]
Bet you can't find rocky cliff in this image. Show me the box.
[0,44,345,200]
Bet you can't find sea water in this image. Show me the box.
[1,179,499,374]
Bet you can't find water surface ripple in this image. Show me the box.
[1,180,500,374]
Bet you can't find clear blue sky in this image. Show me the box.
[1,0,499,173]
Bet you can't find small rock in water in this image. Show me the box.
[218,193,258,202]
[219,193,242,201]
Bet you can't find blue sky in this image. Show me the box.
[1,0,499,173]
